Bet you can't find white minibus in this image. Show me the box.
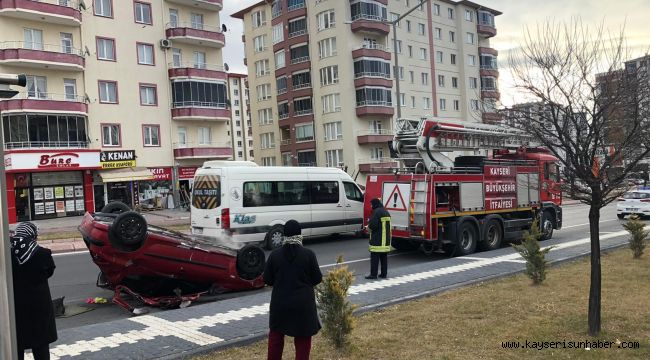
[190,161,365,249]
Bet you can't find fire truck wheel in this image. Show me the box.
[236,244,266,280]
[479,219,503,251]
[101,202,131,214]
[108,211,148,251]
[456,221,478,256]
[391,238,419,251]
[265,225,284,250]
[540,211,555,240]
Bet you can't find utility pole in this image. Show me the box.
[0,73,26,360]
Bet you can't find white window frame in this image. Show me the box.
[137,43,154,65]
[198,127,211,145]
[143,125,160,146]
[319,65,339,86]
[274,50,285,69]
[317,9,335,31]
[322,93,341,114]
[102,124,120,147]
[134,2,152,25]
[323,121,343,141]
[139,85,157,105]
[23,28,43,50]
[98,81,117,103]
[318,37,337,58]
[94,0,112,17]
[64,79,77,100]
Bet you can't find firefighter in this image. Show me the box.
[366,198,392,280]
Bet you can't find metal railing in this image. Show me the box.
[290,56,310,64]
[277,87,287,95]
[278,113,289,120]
[0,41,83,56]
[11,92,84,102]
[172,101,227,108]
[358,157,396,164]
[480,64,498,70]
[356,129,393,136]
[354,71,391,79]
[356,43,390,51]
[173,141,231,149]
[292,82,311,90]
[168,61,225,71]
[481,86,498,91]
[280,139,291,145]
[27,0,82,9]
[356,100,392,107]
[4,141,88,150]
[165,22,222,33]
[288,2,306,11]
[351,13,387,22]
[288,29,307,38]
[294,109,313,116]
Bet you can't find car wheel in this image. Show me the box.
[479,219,503,251]
[456,221,478,256]
[101,202,131,214]
[108,211,147,252]
[236,244,266,280]
[617,214,625,220]
[265,225,284,250]
[540,211,555,240]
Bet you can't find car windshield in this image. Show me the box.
[623,192,650,199]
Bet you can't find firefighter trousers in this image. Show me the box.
[370,252,388,278]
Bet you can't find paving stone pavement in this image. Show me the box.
[25,229,631,360]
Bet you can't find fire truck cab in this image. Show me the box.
[363,119,562,256]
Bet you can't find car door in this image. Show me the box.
[309,180,346,236]
[343,181,364,233]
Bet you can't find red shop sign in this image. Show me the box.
[178,166,198,179]
[38,152,81,169]
[149,167,172,181]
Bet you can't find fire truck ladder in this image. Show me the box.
[409,174,429,236]
[427,123,534,152]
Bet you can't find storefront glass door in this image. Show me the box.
[15,188,31,222]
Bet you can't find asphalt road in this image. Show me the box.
[51,203,623,330]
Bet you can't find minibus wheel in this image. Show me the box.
[265,225,284,250]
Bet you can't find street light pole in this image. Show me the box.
[0,73,26,360]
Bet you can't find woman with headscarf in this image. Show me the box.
[10,222,57,360]
[264,220,322,360]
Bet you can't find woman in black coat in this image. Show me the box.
[264,220,322,360]
[11,222,57,360]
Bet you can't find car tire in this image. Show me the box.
[456,221,478,256]
[236,244,266,280]
[479,219,503,251]
[101,202,131,214]
[265,225,284,250]
[540,211,555,241]
[108,211,148,252]
[617,214,625,220]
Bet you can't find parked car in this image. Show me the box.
[78,202,266,314]
[616,190,650,219]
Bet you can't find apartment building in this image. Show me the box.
[0,0,230,223]
[232,0,501,179]
[227,73,254,161]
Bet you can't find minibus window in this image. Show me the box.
[311,181,339,204]
[344,182,363,202]
[192,175,220,209]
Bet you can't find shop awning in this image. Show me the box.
[99,167,155,183]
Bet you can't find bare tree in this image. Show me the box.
[503,19,650,336]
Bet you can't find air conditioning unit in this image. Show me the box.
[160,39,172,49]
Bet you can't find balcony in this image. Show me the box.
[0,92,87,115]
[168,62,227,81]
[352,44,391,61]
[350,14,389,35]
[290,55,310,65]
[4,140,88,150]
[0,41,84,71]
[171,102,230,121]
[355,100,394,117]
[480,87,500,99]
[356,129,393,145]
[479,65,499,78]
[165,0,222,11]
[477,18,497,38]
[358,157,397,173]
[287,1,305,12]
[353,75,392,88]
[481,112,502,124]
[165,22,225,48]
[0,0,82,26]
[173,142,232,160]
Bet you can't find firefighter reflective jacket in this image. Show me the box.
[368,206,391,252]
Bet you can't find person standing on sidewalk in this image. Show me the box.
[264,220,322,360]
[10,222,57,360]
[366,198,392,280]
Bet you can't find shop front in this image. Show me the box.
[4,150,100,223]
[177,166,198,208]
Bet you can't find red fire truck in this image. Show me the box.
[363,118,563,256]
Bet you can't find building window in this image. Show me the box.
[193,51,206,69]
[96,37,115,61]
[60,33,73,54]
[370,147,383,160]
[480,54,498,70]
[288,0,305,11]
[418,23,426,36]
[466,32,475,44]
[353,59,390,78]
[407,45,413,58]
[198,127,211,145]
[271,0,282,18]
[278,102,289,119]
[64,79,77,100]
[450,53,456,65]
[94,0,112,17]
[453,100,460,111]
[169,8,178,27]
[317,9,335,30]
[449,31,455,43]
[171,81,227,108]
[470,99,480,111]
[481,76,498,90]
[390,12,400,27]
[465,9,473,21]
[322,93,341,113]
[292,71,311,89]
[422,73,429,85]
[409,71,414,83]
[295,123,314,142]
[288,17,307,38]
[419,48,427,60]
[256,84,272,101]
[171,48,182,67]
[3,115,88,148]
[433,4,440,15]
[260,132,275,149]
[437,74,444,87]
[136,43,154,65]
[355,87,392,107]
[139,84,157,106]
[324,121,342,141]
[468,55,476,66]
[98,81,118,103]
[406,20,411,32]
[320,65,339,86]
[274,50,285,69]
[261,157,276,166]
[452,77,458,88]
[258,108,273,125]
[395,40,402,53]
[289,44,309,64]
[26,76,47,99]
[436,51,443,63]
[190,13,204,29]
[318,37,337,58]
[134,1,152,25]
[324,149,343,167]
[398,66,404,80]
[410,96,416,108]
[102,124,120,146]
[143,125,160,146]
[447,8,454,19]
[434,27,441,40]
[469,77,478,89]
[478,11,495,27]
[252,10,267,28]
[253,35,267,53]
[23,28,43,50]
[276,76,287,94]
[255,59,270,77]
[272,23,283,44]
[423,97,431,110]
[177,127,186,146]
[293,97,313,116]
[350,1,387,21]
[440,98,447,111]
[399,93,406,106]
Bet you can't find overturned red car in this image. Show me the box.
[78,202,266,314]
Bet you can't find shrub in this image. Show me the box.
[622,215,648,259]
[316,255,357,351]
[512,217,555,285]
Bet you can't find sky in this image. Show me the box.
[221,0,650,106]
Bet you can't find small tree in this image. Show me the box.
[512,218,555,285]
[622,215,648,258]
[316,255,357,351]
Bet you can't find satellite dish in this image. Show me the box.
[224,63,229,71]
[221,24,228,33]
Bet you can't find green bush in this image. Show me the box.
[622,215,648,259]
[316,255,357,351]
[512,217,555,285]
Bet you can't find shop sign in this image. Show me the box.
[178,166,198,179]
[149,167,172,181]
[100,150,136,169]
[4,151,100,172]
